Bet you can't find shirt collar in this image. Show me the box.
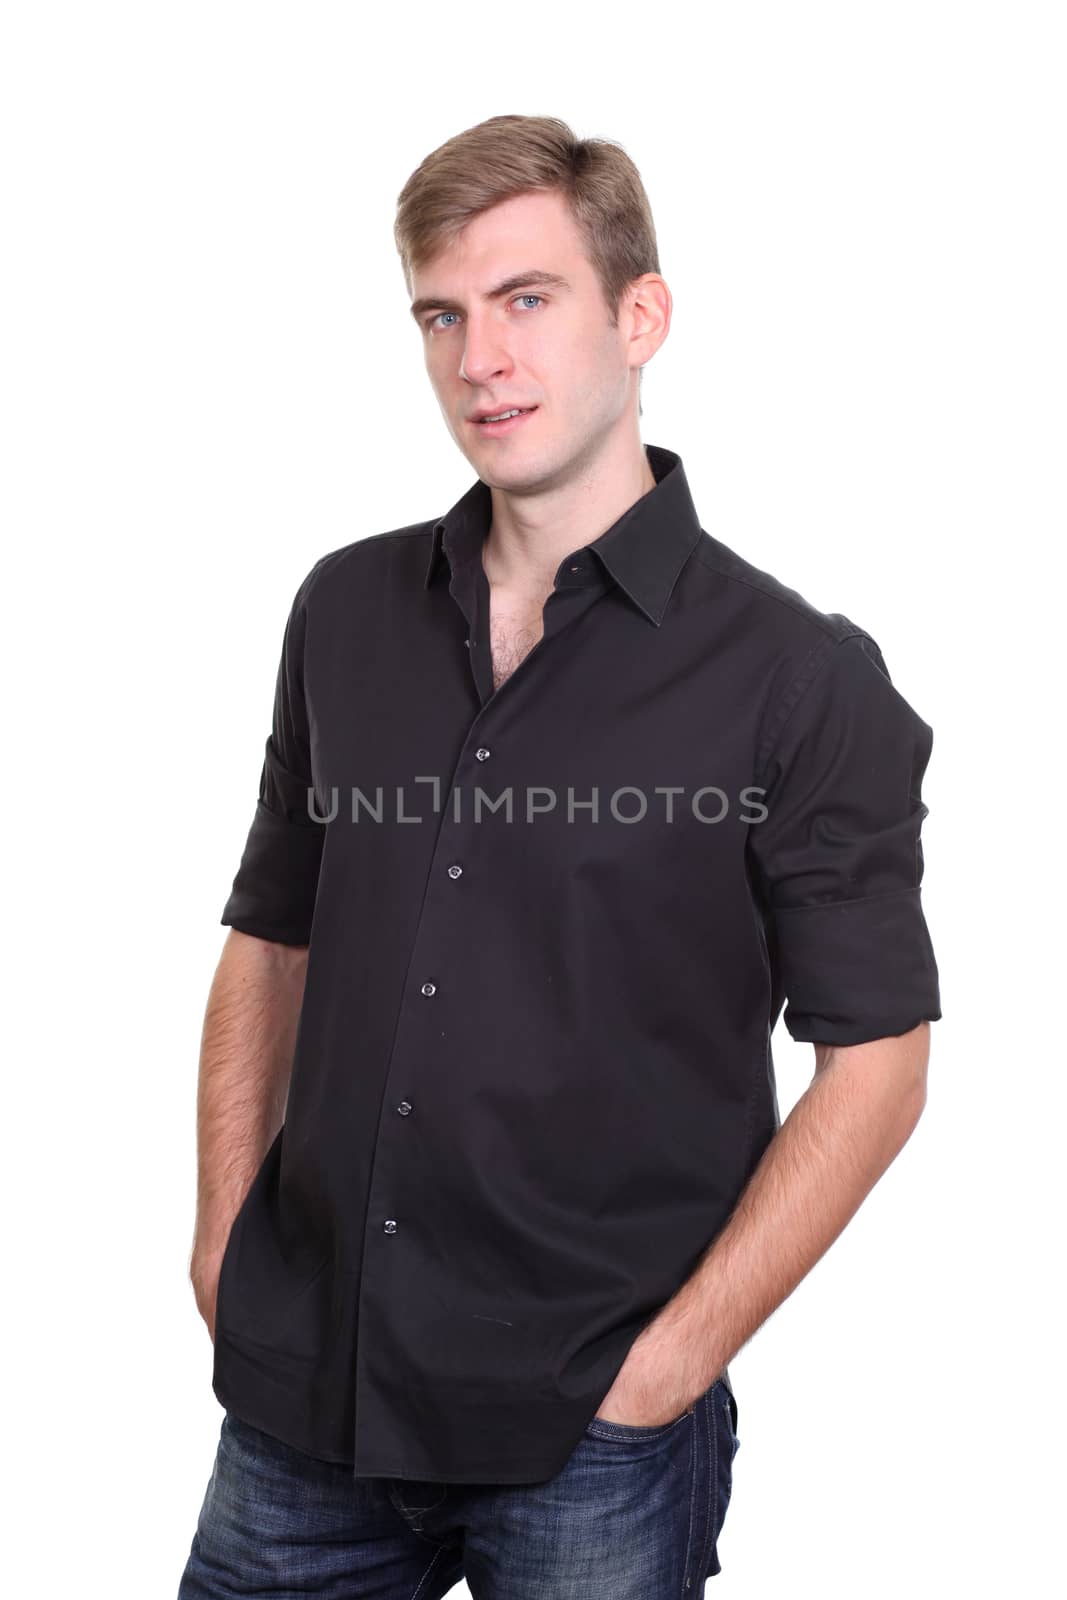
[422,443,703,627]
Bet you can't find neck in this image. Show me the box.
[480,435,656,597]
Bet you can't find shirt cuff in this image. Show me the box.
[773,886,942,1045]
[220,800,325,947]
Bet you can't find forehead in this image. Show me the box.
[413,190,589,287]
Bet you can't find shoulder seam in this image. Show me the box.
[754,628,875,789]
[693,541,854,639]
[300,522,437,607]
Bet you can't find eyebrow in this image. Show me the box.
[409,270,572,324]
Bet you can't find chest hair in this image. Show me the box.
[489,607,546,692]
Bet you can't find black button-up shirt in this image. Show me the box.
[212,443,941,1484]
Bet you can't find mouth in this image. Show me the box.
[469,405,539,438]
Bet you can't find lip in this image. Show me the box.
[468,405,538,438]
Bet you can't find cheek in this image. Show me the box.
[566,365,617,416]
[425,344,449,378]
[554,328,622,391]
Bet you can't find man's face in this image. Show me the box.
[410,189,647,490]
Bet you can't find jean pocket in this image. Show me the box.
[584,1397,696,1443]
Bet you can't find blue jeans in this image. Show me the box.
[178,1379,740,1597]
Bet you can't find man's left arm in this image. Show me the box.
[600,1022,930,1423]
[600,629,942,1423]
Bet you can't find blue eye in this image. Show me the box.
[428,293,544,332]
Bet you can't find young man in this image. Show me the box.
[180,115,941,1597]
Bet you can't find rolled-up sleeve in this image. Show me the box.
[749,630,942,1046]
[220,564,326,946]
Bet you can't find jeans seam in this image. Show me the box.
[707,1391,720,1576]
[695,1391,713,1585]
[410,1542,449,1600]
[682,1413,700,1594]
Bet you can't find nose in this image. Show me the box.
[459,315,512,388]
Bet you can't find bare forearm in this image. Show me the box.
[636,1026,930,1404]
[190,929,309,1263]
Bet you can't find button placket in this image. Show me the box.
[367,726,499,1266]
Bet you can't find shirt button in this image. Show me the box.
[383,1219,397,1234]
[475,747,491,761]
[421,981,436,996]
[464,637,470,647]
[447,864,463,879]
[397,1100,413,1116]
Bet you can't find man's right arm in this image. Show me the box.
[188,928,309,1343]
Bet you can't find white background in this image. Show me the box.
[4,2,1063,1594]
